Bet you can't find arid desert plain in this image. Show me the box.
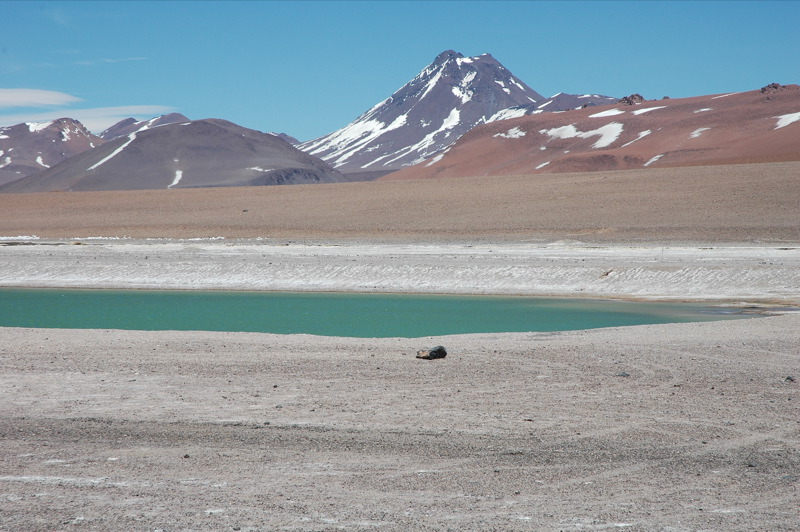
[1,162,799,530]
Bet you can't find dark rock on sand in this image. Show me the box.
[416,345,447,360]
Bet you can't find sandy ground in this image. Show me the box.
[1,318,798,531]
[0,162,798,242]
[1,163,799,530]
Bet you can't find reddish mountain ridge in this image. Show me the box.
[383,84,800,180]
[0,118,104,186]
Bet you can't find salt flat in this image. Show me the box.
[1,239,799,303]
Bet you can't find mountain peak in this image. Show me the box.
[434,50,464,64]
[300,51,545,172]
[0,117,104,186]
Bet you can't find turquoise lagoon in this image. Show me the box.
[0,288,753,338]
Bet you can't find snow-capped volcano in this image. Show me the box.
[299,50,545,173]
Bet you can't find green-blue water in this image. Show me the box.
[0,288,752,337]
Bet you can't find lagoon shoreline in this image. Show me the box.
[2,238,798,531]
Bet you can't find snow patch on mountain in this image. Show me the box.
[690,127,711,138]
[589,108,625,118]
[26,121,53,133]
[168,170,183,188]
[494,127,526,139]
[88,132,136,171]
[452,71,477,104]
[774,111,800,129]
[540,122,624,149]
[644,154,664,167]
[494,79,511,95]
[487,107,535,123]
[631,106,666,115]
[621,130,652,147]
[441,108,460,131]
[425,153,445,167]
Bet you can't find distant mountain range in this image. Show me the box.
[0,119,343,192]
[0,118,104,186]
[1,50,797,193]
[299,50,616,177]
[383,84,800,180]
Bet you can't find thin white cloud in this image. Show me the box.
[0,88,82,109]
[0,105,176,133]
[74,57,148,67]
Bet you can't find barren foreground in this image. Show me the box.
[1,163,799,530]
[2,316,798,531]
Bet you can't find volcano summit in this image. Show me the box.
[299,50,546,176]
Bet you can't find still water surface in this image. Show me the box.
[0,288,751,338]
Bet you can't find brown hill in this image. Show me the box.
[383,84,800,180]
[0,118,104,186]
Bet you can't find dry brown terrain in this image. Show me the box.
[1,162,799,530]
[1,162,799,242]
[385,86,800,180]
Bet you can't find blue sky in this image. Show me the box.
[1,0,798,141]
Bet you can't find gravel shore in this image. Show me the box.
[1,316,798,530]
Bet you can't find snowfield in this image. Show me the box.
[774,111,800,129]
[540,122,624,149]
